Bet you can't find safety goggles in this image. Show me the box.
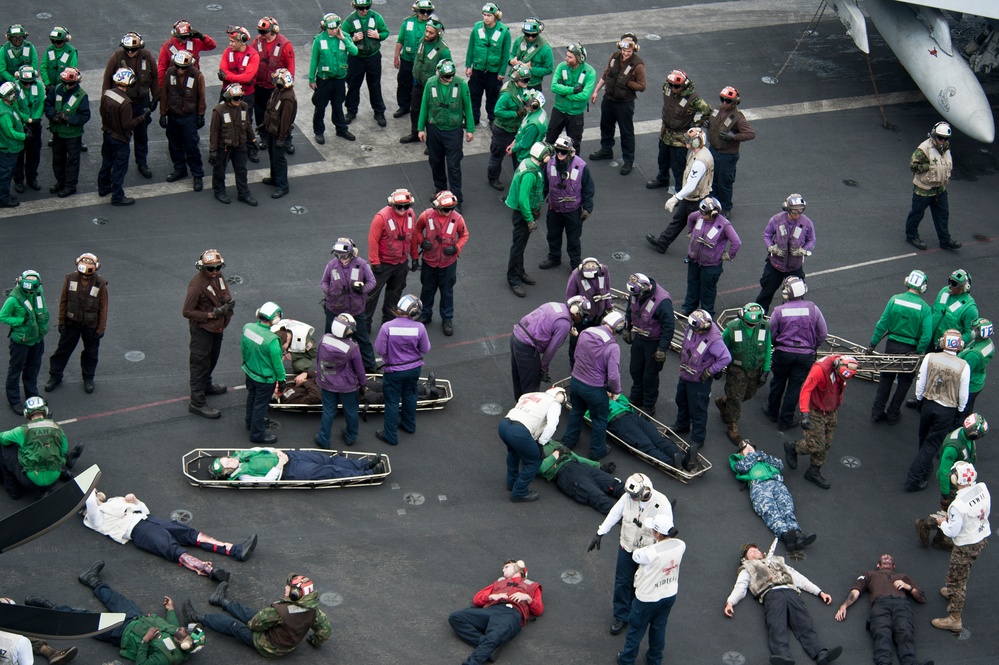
[719,97,734,104]
[203,265,222,272]
[418,9,433,15]
[669,83,684,90]
[393,203,412,211]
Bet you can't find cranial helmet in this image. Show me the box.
[353,0,373,8]
[567,295,591,318]
[7,25,28,40]
[196,249,225,270]
[521,17,544,35]
[172,21,193,39]
[546,386,567,404]
[510,65,532,82]
[433,190,458,212]
[687,309,713,332]
[257,16,280,34]
[627,272,653,296]
[931,121,952,140]
[833,355,859,380]
[273,68,293,88]
[76,253,100,275]
[0,82,15,103]
[948,268,971,293]
[740,302,764,325]
[971,317,994,342]
[684,127,705,150]
[256,301,282,323]
[566,41,587,62]
[618,33,639,51]
[112,68,136,87]
[223,83,244,101]
[60,67,81,83]
[782,193,806,214]
[287,574,315,601]
[781,275,807,301]
[951,461,977,486]
[523,89,546,110]
[15,65,36,83]
[387,188,414,205]
[579,257,601,279]
[436,59,456,77]
[209,457,233,479]
[699,196,721,218]
[602,311,627,334]
[397,294,423,320]
[904,269,928,294]
[413,0,436,11]
[425,14,445,34]
[719,85,740,103]
[181,624,206,653]
[319,14,340,31]
[962,413,988,440]
[172,50,195,68]
[121,32,144,50]
[227,26,251,43]
[481,3,502,18]
[939,329,963,353]
[16,270,41,292]
[23,396,49,419]
[666,69,687,87]
[529,141,553,163]
[331,237,357,260]
[331,313,357,338]
[625,472,653,501]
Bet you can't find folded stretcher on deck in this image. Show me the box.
[552,378,711,484]
[268,373,453,414]
[182,448,391,489]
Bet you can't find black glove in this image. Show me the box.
[719,130,736,142]
[192,31,204,40]
[372,263,385,274]
[196,115,205,129]
[159,115,168,129]
[712,371,724,380]
[600,461,617,474]
[306,634,320,648]
[622,329,633,345]
[410,259,419,272]
[515,106,527,118]
[572,83,584,94]
[58,324,66,335]
[52,112,67,124]
[351,281,365,293]
[420,238,433,250]
[799,411,811,430]
[700,369,713,383]
[217,69,226,82]
[587,534,602,552]
[916,399,924,412]
[539,370,551,384]
[654,349,667,364]
[24,126,33,140]
[149,100,158,114]
[208,150,218,166]
[358,385,366,399]
[96,331,105,340]
[275,139,286,149]
[443,246,457,256]
[757,371,769,387]
[865,345,875,355]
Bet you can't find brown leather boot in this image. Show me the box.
[726,422,741,444]
[32,640,79,664]
[915,518,933,548]
[931,612,962,632]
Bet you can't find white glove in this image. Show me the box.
[768,244,786,257]
[721,250,731,262]
[790,246,807,257]
[664,196,679,213]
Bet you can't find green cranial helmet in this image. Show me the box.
[17,270,41,292]
[49,26,70,43]
[971,317,994,341]
[413,0,435,12]
[23,396,49,419]
[962,413,988,440]
[15,65,36,83]
[741,302,765,325]
[320,13,342,30]
[352,0,373,7]
[948,268,971,293]
[436,59,456,76]
[521,17,543,35]
[904,269,928,294]
[7,25,27,40]
[565,41,586,62]
[210,458,231,479]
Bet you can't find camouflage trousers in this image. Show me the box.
[945,539,987,613]
[721,365,763,424]
[749,478,800,538]
[796,409,837,466]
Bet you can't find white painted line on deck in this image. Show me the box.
[807,251,918,277]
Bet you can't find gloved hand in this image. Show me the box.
[24,126,33,140]
[275,139,286,149]
[159,114,168,128]
[420,238,433,250]
[53,111,68,124]
[572,83,584,94]
[410,258,419,272]
[915,399,924,412]
[515,106,527,118]
[358,385,366,399]
[866,345,875,355]
[721,250,731,262]
[210,306,225,319]
[940,494,952,511]
[719,130,736,142]
[372,263,385,274]
[96,331,105,339]
[789,246,807,257]
[581,210,591,221]
[768,244,786,257]
[58,324,66,335]
[208,150,218,166]
[700,369,712,382]
[351,281,365,293]
[600,461,617,474]
[587,534,602,552]
[196,115,205,129]
[443,245,457,256]
[622,329,633,345]
[539,370,552,384]
[654,349,667,363]
[664,196,678,213]
[527,221,538,233]
[757,370,769,387]
[192,31,204,40]
[799,411,811,430]
[149,100,158,114]
[306,634,321,648]
[217,69,226,82]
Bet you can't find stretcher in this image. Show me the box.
[182,448,390,489]
[552,378,711,484]
[715,307,921,382]
[268,373,453,414]
[608,288,691,354]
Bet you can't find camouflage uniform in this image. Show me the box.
[718,316,771,442]
[945,540,986,613]
[797,409,836,466]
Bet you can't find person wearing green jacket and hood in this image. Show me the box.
[0,270,49,411]
[186,575,331,658]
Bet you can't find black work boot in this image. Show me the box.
[208,581,229,608]
[182,599,206,624]
[78,560,105,589]
[783,441,799,470]
[209,567,231,583]
[24,596,55,608]
[804,464,830,489]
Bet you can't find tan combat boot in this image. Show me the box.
[32,640,79,664]
[931,612,962,632]
[940,586,952,599]
[726,421,741,444]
